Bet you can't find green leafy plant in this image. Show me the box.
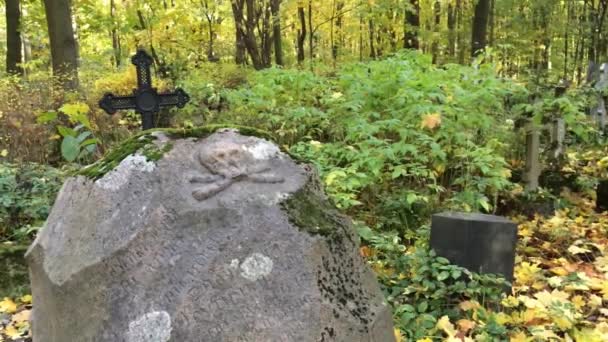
[37,102,99,163]
[358,226,508,340]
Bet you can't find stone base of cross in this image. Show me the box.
[99,50,190,130]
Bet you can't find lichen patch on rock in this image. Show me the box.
[243,140,281,160]
[127,311,172,342]
[95,154,155,191]
[239,253,273,281]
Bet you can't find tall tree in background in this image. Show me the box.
[43,0,79,89]
[456,0,465,63]
[447,0,457,57]
[6,0,23,75]
[231,0,248,65]
[296,2,306,64]
[404,0,420,49]
[231,0,273,69]
[332,1,344,65]
[110,0,121,67]
[431,0,440,63]
[471,0,491,57]
[202,0,223,62]
[270,0,283,66]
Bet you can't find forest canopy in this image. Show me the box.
[1,0,608,82]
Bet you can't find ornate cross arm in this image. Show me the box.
[159,88,190,108]
[99,93,137,115]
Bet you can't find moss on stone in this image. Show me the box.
[76,124,274,180]
[281,177,345,237]
[141,141,174,162]
[160,124,272,141]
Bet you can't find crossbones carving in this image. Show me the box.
[189,141,284,201]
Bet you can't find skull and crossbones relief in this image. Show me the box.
[189,141,284,201]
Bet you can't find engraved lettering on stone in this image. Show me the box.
[240,253,273,281]
[127,311,172,342]
[189,141,284,201]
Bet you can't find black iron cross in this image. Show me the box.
[99,49,190,130]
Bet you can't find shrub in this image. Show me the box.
[0,163,64,242]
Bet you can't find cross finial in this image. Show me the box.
[99,49,190,130]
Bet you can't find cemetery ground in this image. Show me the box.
[1,53,608,341]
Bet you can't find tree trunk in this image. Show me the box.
[447,1,456,57]
[270,0,283,66]
[564,0,571,79]
[202,0,219,62]
[243,0,263,69]
[297,4,306,64]
[232,0,247,65]
[6,0,23,75]
[596,1,608,62]
[43,0,79,89]
[110,0,121,67]
[308,0,313,62]
[489,0,495,46]
[261,1,273,67]
[431,0,440,64]
[232,0,272,70]
[456,0,465,63]
[404,0,420,49]
[332,1,344,64]
[369,20,376,58]
[471,0,491,57]
[359,4,363,61]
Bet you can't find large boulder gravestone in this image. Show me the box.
[26,127,395,342]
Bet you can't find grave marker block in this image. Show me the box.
[430,212,518,285]
[523,121,541,191]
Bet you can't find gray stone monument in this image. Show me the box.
[523,121,541,191]
[26,128,395,342]
[594,63,608,131]
[430,212,518,285]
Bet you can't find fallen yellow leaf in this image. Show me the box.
[3,324,21,339]
[11,309,31,324]
[459,300,481,311]
[394,328,402,342]
[510,331,529,342]
[19,295,32,304]
[0,298,17,314]
[436,315,457,337]
[572,295,585,310]
[456,318,476,333]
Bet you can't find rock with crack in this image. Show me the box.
[26,127,395,342]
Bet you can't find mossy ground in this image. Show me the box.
[77,124,273,180]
